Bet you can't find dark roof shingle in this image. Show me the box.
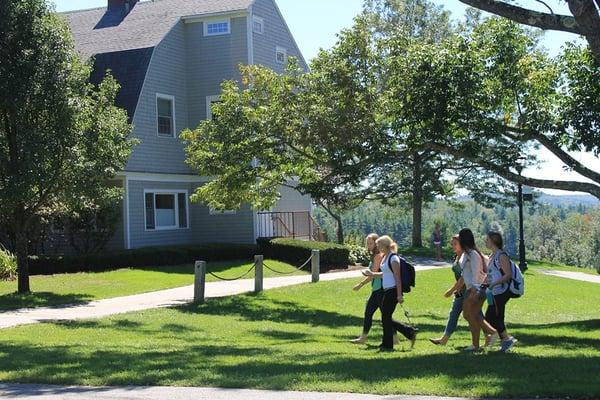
[64,0,254,58]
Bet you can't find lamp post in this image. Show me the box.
[516,166,530,273]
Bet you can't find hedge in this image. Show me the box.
[28,243,257,276]
[257,237,350,272]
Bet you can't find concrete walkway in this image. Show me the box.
[0,384,483,400]
[0,264,444,330]
[536,269,600,284]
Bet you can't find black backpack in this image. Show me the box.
[386,253,416,293]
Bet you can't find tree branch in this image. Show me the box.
[424,142,600,199]
[458,0,580,34]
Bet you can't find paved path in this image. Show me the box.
[0,264,444,330]
[536,269,600,284]
[0,384,488,400]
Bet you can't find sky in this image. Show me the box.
[52,0,599,194]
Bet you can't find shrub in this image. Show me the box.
[257,238,350,272]
[348,245,370,266]
[0,246,17,281]
[28,243,257,276]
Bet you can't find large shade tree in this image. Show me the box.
[458,0,600,62]
[0,0,134,292]
[400,18,600,200]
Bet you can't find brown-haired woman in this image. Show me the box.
[459,228,498,352]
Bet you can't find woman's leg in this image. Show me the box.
[490,291,511,340]
[444,296,464,338]
[380,289,398,349]
[362,290,381,335]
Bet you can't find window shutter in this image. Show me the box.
[145,193,155,230]
[178,193,188,228]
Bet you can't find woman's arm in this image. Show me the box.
[445,277,464,298]
[391,258,403,303]
[490,254,513,288]
[353,276,373,291]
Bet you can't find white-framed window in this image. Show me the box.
[204,19,230,36]
[156,93,175,137]
[253,16,264,34]
[210,208,237,216]
[276,46,287,64]
[206,95,222,120]
[144,190,189,231]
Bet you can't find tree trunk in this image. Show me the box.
[14,210,31,294]
[334,214,344,245]
[412,153,424,248]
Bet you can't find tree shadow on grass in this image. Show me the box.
[0,292,94,312]
[0,339,597,398]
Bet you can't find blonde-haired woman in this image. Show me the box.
[351,234,399,345]
[364,235,418,351]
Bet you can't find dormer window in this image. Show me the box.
[205,20,230,36]
[276,46,287,64]
[253,16,264,34]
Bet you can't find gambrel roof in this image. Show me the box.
[64,0,254,58]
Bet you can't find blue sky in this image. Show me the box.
[52,0,596,192]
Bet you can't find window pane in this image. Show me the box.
[145,193,155,230]
[208,22,229,34]
[178,193,188,228]
[157,98,172,117]
[158,116,172,135]
[155,194,176,227]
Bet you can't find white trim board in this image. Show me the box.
[118,172,209,183]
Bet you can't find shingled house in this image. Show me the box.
[57,0,316,252]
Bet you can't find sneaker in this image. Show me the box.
[429,337,448,346]
[500,337,518,353]
[464,345,483,353]
[485,333,499,348]
[350,335,367,344]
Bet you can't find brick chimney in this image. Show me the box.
[107,0,139,13]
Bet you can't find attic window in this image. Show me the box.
[205,20,230,36]
[253,16,264,34]
[276,46,287,64]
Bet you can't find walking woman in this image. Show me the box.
[430,235,466,345]
[364,235,418,351]
[485,231,518,353]
[432,223,443,261]
[459,228,498,352]
[350,233,389,344]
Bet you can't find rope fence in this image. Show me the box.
[193,250,321,304]
[262,254,313,276]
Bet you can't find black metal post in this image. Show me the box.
[517,183,528,272]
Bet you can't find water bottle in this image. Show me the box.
[486,287,494,306]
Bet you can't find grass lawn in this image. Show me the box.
[0,268,598,398]
[0,259,305,311]
[528,260,599,275]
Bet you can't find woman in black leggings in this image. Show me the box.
[364,235,417,351]
[485,232,518,353]
[351,233,388,344]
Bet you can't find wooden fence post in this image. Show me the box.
[311,249,320,283]
[194,260,206,304]
[255,255,264,293]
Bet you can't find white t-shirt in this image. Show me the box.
[460,249,487,289]
[380,254,401,290]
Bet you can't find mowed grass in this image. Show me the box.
[529,260,599,275]
[0,259,306,311]
[0,268,598,398]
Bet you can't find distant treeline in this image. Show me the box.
[314,200,600,271]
